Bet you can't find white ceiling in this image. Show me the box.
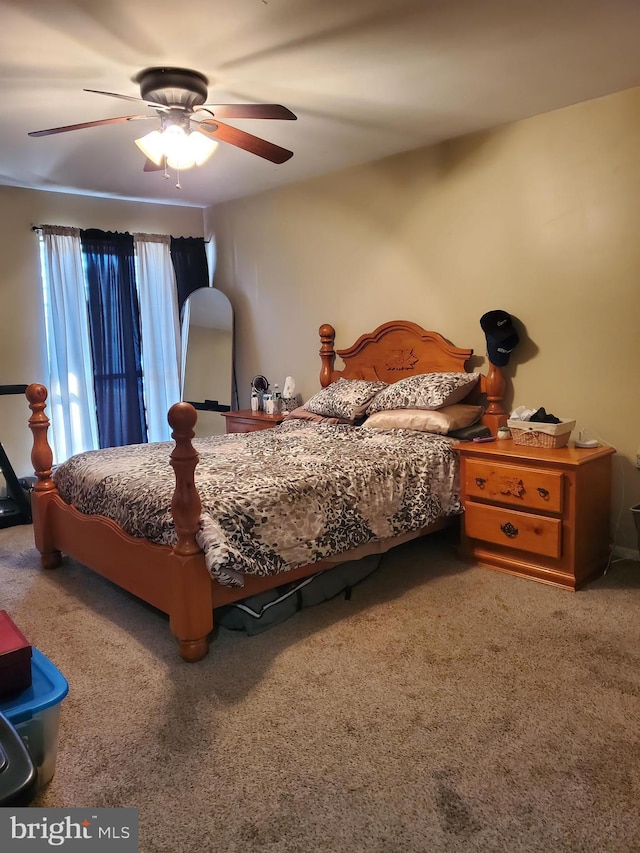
[2,0,640,209]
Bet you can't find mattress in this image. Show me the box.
[53,419,462,586]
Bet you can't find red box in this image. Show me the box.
[0,610,32,698]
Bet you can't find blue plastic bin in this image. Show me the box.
[0,648,69,789]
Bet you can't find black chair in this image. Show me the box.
[0,384,32,529]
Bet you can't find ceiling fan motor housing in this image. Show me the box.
[137,67,209,111]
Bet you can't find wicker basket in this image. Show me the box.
[507,418,576,449]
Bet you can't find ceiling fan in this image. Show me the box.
[28,67,297,175]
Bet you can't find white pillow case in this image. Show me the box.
[364,404,484,434]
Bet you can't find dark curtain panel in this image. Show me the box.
[170,236,209,314]
[80,229,147,448]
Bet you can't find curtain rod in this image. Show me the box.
[31,225,208,241]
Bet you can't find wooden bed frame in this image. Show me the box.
[25,320,506,662]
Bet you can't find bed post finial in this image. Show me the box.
[26,383,56,493]
[168,402,202,557]
[319,324,336,388]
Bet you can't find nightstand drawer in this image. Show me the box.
[464,503,562,559]
[465,459,564,514]
[226,420,273,434]
[221,410,286,434]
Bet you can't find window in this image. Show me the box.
[37,226,208,461]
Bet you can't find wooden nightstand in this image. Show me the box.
[220,409,286,434]
[457,438,616,590]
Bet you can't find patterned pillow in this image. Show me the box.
[366,372,479,414]
[303,379,388,422]
[364,404,484,434]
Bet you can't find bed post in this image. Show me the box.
[25,384,62,569]
[319,324,336,388]
[167,402,213,663]
[168,402,202,557]
[481,363,508,434]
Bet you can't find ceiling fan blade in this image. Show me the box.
[83,88,172,112]
[28,115,152,137]
[200,104,296,120]
[197,119,293,164]
[143,158,164,172]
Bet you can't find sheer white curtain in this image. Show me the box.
[134,234,181,442]
[39,226,99,463]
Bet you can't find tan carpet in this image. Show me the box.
[1,523,639,853]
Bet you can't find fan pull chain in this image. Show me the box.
[159,157,182,190]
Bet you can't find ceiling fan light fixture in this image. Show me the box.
[134,129,165,166]
[189,130,218,166]
[162,125,195,170]
[134,125,218,170]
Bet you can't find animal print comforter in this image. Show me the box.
[53,419,462,587]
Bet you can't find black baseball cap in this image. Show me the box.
[480,310,519,367]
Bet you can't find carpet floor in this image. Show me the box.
[1,523,639,853]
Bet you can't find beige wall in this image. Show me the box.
[0,187,204,479]
[2,87,639,553]
[205,85,640,554]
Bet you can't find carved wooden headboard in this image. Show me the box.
[318,320,507,434]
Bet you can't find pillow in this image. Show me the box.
[366,372,479,414]
[364,404,484,434]
[284,406,343,425]
[302,378,388,423]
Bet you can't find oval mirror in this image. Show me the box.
[180,287,234,437]
[251,375,269,394]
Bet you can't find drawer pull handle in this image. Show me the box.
[500,522,519,539]
[537,487,550,499]
[475,477,486,488]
